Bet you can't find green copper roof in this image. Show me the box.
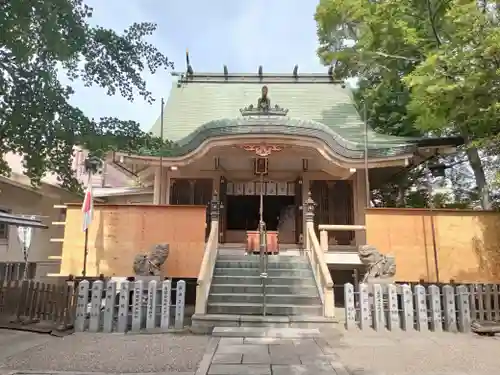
[140,116,415,159]
[144,72,458,159]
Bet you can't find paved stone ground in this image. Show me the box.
[0,329,209,374]
[3,327,500,375]
[205,336,347,375]
[330,328,500,375]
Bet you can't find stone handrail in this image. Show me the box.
[306,224,335,318]
[318,224,366,252]
[194,220,219,315]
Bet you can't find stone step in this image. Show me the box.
[207,302,323,316]
[208,293,320,305]
[213,267,313,277]
[216,254,305,262]
[215,260,310,269]
[191,314,340,333]
[210,283,318,295]
[212,326,321,338]
[212,275,317,286]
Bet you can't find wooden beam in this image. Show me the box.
[319,224,366,231]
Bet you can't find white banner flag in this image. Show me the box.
[17,216,36,251]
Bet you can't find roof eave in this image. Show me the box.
[414,136,465,148]
[0,212,48,229]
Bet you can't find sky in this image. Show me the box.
[65,0,327,131]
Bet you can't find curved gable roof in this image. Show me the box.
[150,73,402,145]
[142,73,462,160]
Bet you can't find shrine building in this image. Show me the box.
[109,67,461,257]
[54,65,466,323]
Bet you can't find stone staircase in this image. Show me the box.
[207,251,323,316]
[190,246,339,333]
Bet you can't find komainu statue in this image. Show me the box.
[133,244,170,276]
[358,244,396,283]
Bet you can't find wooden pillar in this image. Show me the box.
[301,176,310,247]
[189,180,196,205]
[161,169,168,204]
[165,171,171,204]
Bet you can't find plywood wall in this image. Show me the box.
[366,208,500,283]
[60,204,206,278]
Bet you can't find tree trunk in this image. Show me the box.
[465,145,491,210]
[396,185,406,207]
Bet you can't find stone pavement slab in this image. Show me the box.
[272,364,338,375]
[218,337,243,345]
[208,364,271,375]
[243,337,295,345]
[206,336,343,375]
[211,327,321,338]
[211,353,243,364]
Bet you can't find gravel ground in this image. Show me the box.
[330,329,500,375]
[0,331,210,373]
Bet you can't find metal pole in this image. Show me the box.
[259,173,265,271]
[428,179,440,282]
[82,229,89,277]
[258,172,268,316]
[363,100,370,207]
[158,98,165,205]
[259,173,264,226]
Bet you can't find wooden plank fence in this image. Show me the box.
[343,282,500,333]
[74,279,187,333]
[0,280,76,333]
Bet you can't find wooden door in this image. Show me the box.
[310,180,354,245]
[310,180,329,235]
[294,177,303,244]
[170,179,213,239]
[169,179,191,204]
[329,181,354,245]
[194,179,213,239]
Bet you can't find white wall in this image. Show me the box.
[4,149,133,189]
[0,182,69,278]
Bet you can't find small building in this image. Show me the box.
[0,172,76,281]
[0,149,133,281]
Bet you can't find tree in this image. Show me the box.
[0,0,174,192]
[404,1,500,209]
[315,0,500,209]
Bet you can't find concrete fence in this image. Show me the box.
[75,279,186,333]
[343,282,500,333]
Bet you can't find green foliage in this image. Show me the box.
[316,0,500,209]
[403,2,500,140]
[0,0,174,192]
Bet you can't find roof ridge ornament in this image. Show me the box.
[239,85,289,117]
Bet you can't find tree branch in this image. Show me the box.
[426,0,442,46]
